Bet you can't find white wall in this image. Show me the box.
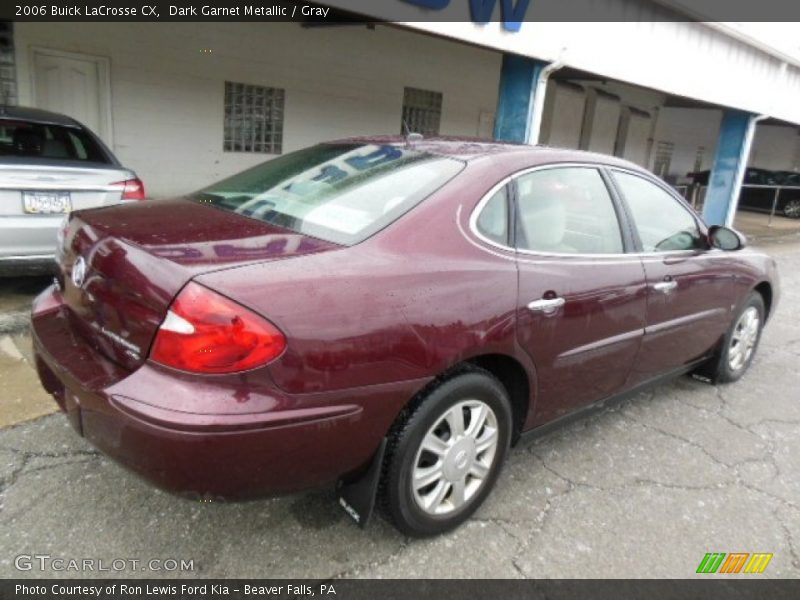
[620,110,653,167]
[540,81,584,148]
[650,107,723,182]
[389,7,800,127]
[582,90,621,155]
[750,125,800,172]
[541,78,662,168]
[15,23,501,198]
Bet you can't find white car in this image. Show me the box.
[0,105,145,275]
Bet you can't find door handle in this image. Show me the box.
[653,281,678,293]
[527,297,565,314]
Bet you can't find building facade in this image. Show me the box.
[9,10,800,223]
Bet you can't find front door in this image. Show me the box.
[32,49,110,143]
[513,165,648,425]
[609,169,733,383]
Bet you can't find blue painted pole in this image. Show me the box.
[494,54,547,144]
[703,110,758,226]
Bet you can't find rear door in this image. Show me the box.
[608,169,733,383]
[511,165,648,425]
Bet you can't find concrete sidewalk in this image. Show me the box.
[0,249,798,579]
[734,211,800,246]
[0,277,58,429]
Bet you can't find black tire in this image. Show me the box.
[695,292,765,384]
[380,368,512,537]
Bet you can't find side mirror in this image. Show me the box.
[708,225,746,251]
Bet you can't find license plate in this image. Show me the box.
[23,191,72,214]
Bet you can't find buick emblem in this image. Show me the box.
[71,256,87,288]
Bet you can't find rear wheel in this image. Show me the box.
[380,369,512,536]
[696,292,765,383]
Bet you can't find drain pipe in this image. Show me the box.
[527,55,565,145]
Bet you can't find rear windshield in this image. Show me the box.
[191,143,464,245]
[0,119,110,163]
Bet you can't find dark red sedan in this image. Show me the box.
[32,137,779,536]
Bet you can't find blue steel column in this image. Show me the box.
[703,110,758,226]
[494,54,547,144]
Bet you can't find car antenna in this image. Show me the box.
[402,119,423,147]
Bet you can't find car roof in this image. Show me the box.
[0,105,82,128]
[325,135,646,171]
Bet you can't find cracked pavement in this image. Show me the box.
[0,244,799,579]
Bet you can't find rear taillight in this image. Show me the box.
[112,177,146,201]
[150,283,286,374]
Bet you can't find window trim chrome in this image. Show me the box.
[468,161,701,259]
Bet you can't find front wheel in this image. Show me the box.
[697,292,765,383]
[380,369,512,536]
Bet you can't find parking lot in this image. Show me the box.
[1,234,799,579]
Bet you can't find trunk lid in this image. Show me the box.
[59,198,339,371]
[0,163,134,215]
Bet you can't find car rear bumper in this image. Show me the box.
[0,214,62,258]
[0,253,57,275]
[31,284,421,498]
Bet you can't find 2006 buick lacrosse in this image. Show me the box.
[32,137,779,535]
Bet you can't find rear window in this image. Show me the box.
[191,143,464,245]
[0,119,110,163]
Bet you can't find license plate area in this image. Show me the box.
[23,191,72,214]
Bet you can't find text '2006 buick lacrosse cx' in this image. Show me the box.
[32,137,779,536]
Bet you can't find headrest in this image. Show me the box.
[43,139,70,158]
[518,177,568,249]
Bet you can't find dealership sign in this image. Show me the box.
[400,0,531,32]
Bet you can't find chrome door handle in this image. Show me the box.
[527,297,565,313]
[653,281,678,293]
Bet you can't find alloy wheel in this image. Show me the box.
[728,306,760,372]
[784,200,800,219]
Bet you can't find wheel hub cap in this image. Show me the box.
[443,438,476,481]
[728,306,760,372]
[411,399,499,516]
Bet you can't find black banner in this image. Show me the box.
[4,0,800,23]
[3,580,800,600]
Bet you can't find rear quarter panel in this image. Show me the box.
[195,161,523,395]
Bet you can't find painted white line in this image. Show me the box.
[0,335,24,360]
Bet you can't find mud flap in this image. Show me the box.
[336,438,387,528]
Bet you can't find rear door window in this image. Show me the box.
[514,167,625,255]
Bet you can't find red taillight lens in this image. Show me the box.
[112,177,146,200]
[150,283,286,374]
